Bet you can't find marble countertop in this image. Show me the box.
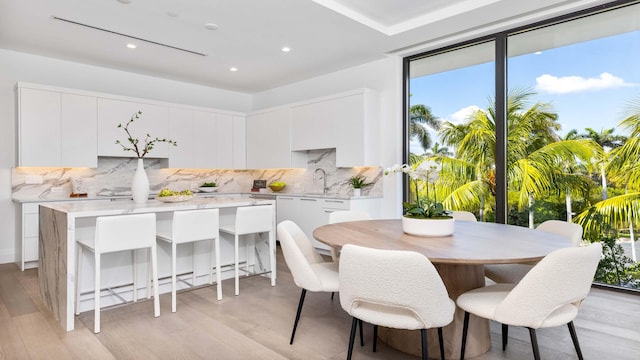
[39,196,275,217]
[13,191,382,203]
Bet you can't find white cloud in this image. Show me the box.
[448,105,481,124]
[535,72,637,94]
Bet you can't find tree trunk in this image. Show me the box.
[629,212,637,263]
[566,188,573,223]
[528,194,534,229]
[601,166,608,200]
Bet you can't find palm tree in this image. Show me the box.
[424,142,451,157]
[579,128,627,200]
[436,89,596,226]
[409,104,440,152]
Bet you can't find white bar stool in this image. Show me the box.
[156,209,222,313]
[75,213,160,333]
[219,205,275,295]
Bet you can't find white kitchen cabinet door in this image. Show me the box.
[246,108,291,169]
[193,111,217,168]
[215,113,234,168]
[168,108,195,168]
[19,88,61,166]
[290,99,338,151]
[232,115,246,169]
[60,94,97,167]
[276,196,331,252]
[98,98,169,158]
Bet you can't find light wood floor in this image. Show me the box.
[1,248,639,360]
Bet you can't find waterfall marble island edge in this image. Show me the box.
[38,197,276,331]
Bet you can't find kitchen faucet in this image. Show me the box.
[313,168,328,194]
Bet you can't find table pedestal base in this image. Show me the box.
[378,264,490,359]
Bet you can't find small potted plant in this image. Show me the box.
[348,175,372,197]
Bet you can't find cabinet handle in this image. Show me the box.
[325,200,345,204]
[300,198,318,202]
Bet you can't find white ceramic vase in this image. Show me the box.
[402,216,455,237]
[131,158,149,204]
[353,188,361,197]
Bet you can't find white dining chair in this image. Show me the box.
[457,243,602,360]
[156,209,222,312]
[339,244,455,360]
[451,211,477,222]
[75,213,160,333]
[327,210,371,261]
[220,205,275,296]
[276,220,339,344]
[485,220,583,284]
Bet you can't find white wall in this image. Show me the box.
[0,48,251,264]
[252,56,404,219]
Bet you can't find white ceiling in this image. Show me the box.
[0,0,611,93]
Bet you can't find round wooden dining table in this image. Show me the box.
[313,219,572,359]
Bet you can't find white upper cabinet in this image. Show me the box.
[97,98,169,158]
[215,113,234,168]
[290,89,380,167]
[232,115,246,169]
[18,85,97,167]
[167,107,195,168]
[246,108,292,169]
[192,111,217,168]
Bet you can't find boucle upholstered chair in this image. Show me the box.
[457,243,602,360]
[451,211,477,222]
[277,220,339,344]
[485,220,583,284]
[339,244,455,360]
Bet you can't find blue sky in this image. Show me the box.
[409,30,640,154]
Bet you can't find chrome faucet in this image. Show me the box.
[313,168,328,194]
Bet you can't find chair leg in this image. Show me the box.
[331,292,335,300]
[290,289,307,344]
[438,327,445,360]
[347,317,358,360]
[234,234,240,296]
[192,242,197,287]
[460,311,470,360]
[528,328,541,360]
[214,236,222,301]
[373,324,378,352]
[94,252,101,334]
[269,230,276,286]
[502,324,509,350]
[358,319,364,346]
[151,244,160,318]
[171,242,177,313]
[420,328,429,360]
[132,249,138,302]
[75,244,82,315]
[568,321,584,360]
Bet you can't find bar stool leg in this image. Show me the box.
[132,249,138,302]
[151,243,160,317]
[75,244,83,315]
[215,235,222,300]
[269,230,276,286]
[234,233,240,296]
[171,242,178,313]
[94,252,101,333]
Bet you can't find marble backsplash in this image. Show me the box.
[12,149,382,200]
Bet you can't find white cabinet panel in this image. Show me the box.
[232,115,246,169]
[98,99,169,158]
[193,111,217,168]
[246,108,291,169]
[168,107,195,168]
[19,88,61,166]
[60,94,97,167]
[18,86,98,167]
[216,113,234,169]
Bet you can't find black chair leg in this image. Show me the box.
[331,292,335,300]
[528,328,541,360]
[420,328,429,360]
[289,289,307,344]
[358,319,364,346]
[373,325,378,352]
[460,311,470,360]
[568,321,584,360]
[438,327,445,360]
[502,324,509,350]
[347,317,358,360]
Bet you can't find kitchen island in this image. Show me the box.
[38,196,275,331]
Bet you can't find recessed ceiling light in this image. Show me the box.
[116,0,133,4]
[230,67,238,72]
[126,43,137,49]
[166,11,179,18]
[204,23,219,31]
[281,46,291,52]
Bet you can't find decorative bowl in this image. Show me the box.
[198,186,218,193]
[156,195,194,203]
[269,184,285,192]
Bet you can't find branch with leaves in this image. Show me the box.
[115,111,177,158]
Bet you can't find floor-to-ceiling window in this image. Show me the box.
[405,1,640,291]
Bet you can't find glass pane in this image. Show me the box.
[507,5,640,289]
[407,41,495,222]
